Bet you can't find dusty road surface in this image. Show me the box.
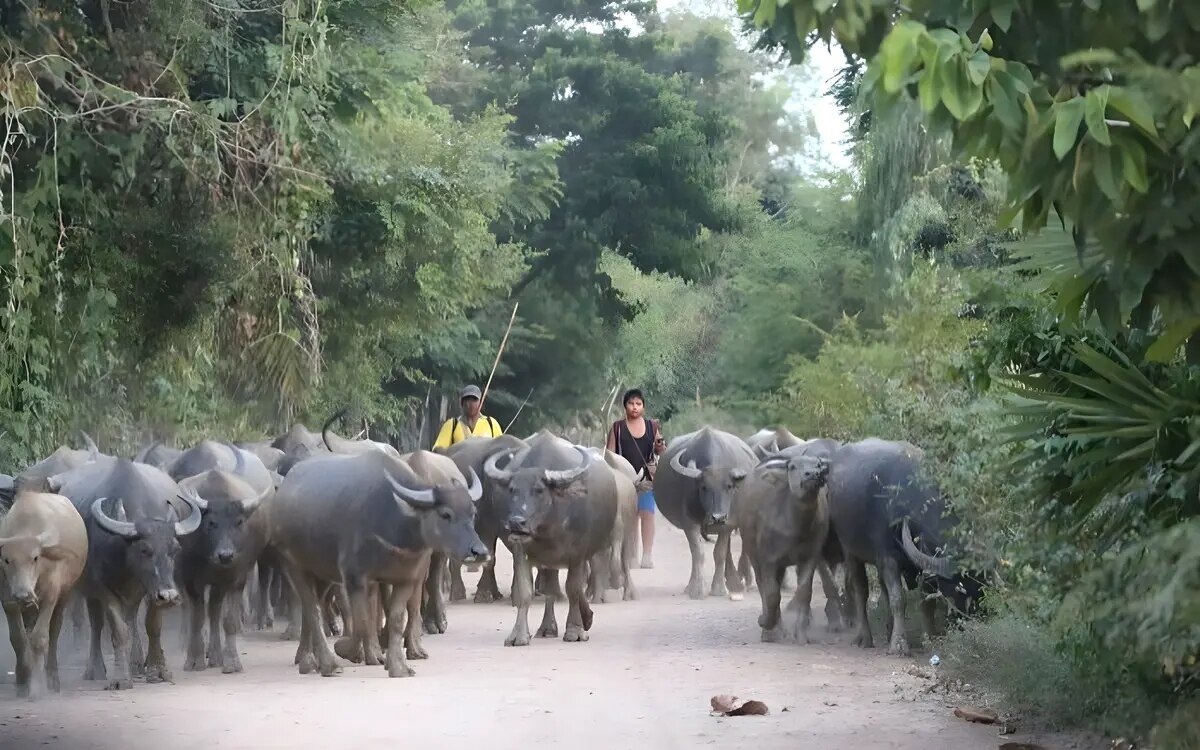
[1,529,1028,750]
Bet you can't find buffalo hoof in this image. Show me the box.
[83,664,103,682]
[105,678,133,691]
[536,622,558,638]
[757,612,780,631]
[318,662,342,677]
[298,653,318,674]
[364,646,384,666]
[333,637,363,664]
[601,589,620,604]
[449,583,467,602]
[504,632,531,647]
[387,663,415,678]
[709,585,729,598]
[563,626,589,643]
[48,673,61,693]
[760,627,785,643]
[473,588,499,604]
[281,625,300,641]
[406,643,429,660]
[221,657,244,675]
[685,580,705,600]
[15,683,30,699]
[144,665,173,684]
[183,654,207,672]
[422,616,447,635]
[886,638,911,658]
[852,630,874,649]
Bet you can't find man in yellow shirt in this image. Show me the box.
[433,384,504,450]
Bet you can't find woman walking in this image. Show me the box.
[605,388,665,568]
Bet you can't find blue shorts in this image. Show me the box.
[637,490,655,513]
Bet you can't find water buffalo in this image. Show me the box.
[654,426,758,599]
[826,438,983,656]
[736,453,834,643]
[270,450,488,677]
[483,430,618,646]
[133,442,184,472]
[440,434,530,604]
[16,432,105,488]
[584,447,638,604]
[270,423,329,477]
[321,410,400,457]
[746,427,805,459]
[45,458,202,689]
[234,440,287,473]
[175,450,272,674]
[0,490,88,697]
[0,474,13,511]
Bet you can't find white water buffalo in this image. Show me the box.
[584,447,638,604]
[270,450,488,678]
[0,490,88,697]
[483,430,618,646]
[45,458,202,689]
[653,426,758,599]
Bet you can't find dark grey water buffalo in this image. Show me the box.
[270,450,488,677]
[483,430,618,646]
[826,438,983,656]
[736,452,834,643]
[45,458,202,688]
[321,410,400,457]
[270,423,328,476]
[0,489,88,698]
[400,449,483,637]
[654,426,758,599]
[440,434,530,604]
[175,450,272,674]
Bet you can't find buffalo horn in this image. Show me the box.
[670,449,702,479]
[543,446,591,487]
[901,518,953,578]
[386,471,435,508]
[174,492,204,536]
[465,467,484,502]
[91,497,138,539]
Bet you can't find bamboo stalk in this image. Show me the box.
[480,301,519,411]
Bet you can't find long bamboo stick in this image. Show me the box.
[480,301,519,411]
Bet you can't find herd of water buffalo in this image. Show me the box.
[0,417,988,699]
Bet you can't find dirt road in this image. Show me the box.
[1,529,1024,750]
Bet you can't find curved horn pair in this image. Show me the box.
[670,449,702,479]
[901,519,954,578]
[483,445,532,485]
[94,492,205,539]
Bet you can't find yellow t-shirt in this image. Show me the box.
[433,415,503,450]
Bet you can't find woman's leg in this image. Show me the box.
[637,491,656,568]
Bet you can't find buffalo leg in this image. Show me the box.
[710,529,733,597]
[46,597,66,693]
[375,583,390,647]
[206,583,229,669]
[405,558,431,660]
[621,514,638,601]
[878,557,910,656]
[282,586,302,641]
[24,598,55,698]
[788,554,820,644]
[536,569,559,638]
[302,573,341,676]
[255,561,275,630]
[143,602,172,684]
[756,559,786,642]
[383,579,416,678]
[847,558,873,649]
[683,524,706,599]
[738,549,756,592]
[221,583,246,674]
[535,567,566,602]
[4,603,31,697]
[563,561,592,643]
[422,551,448,635]
[448,559,467,602]
[124,598,145,677]
[102,596,133,690]
[183,584,208,671]
[505,545,534,647]
[344,576,383,666]
[816,560,845,632]
[83,597,107,681]
[474,527,503,603]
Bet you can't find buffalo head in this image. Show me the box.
[384,465,488,563]
[484,444,591,544]
[670,449,747,536]
[0,530,61,609]
[90,492,203,606]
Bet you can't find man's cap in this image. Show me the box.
[460,385,482,400]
